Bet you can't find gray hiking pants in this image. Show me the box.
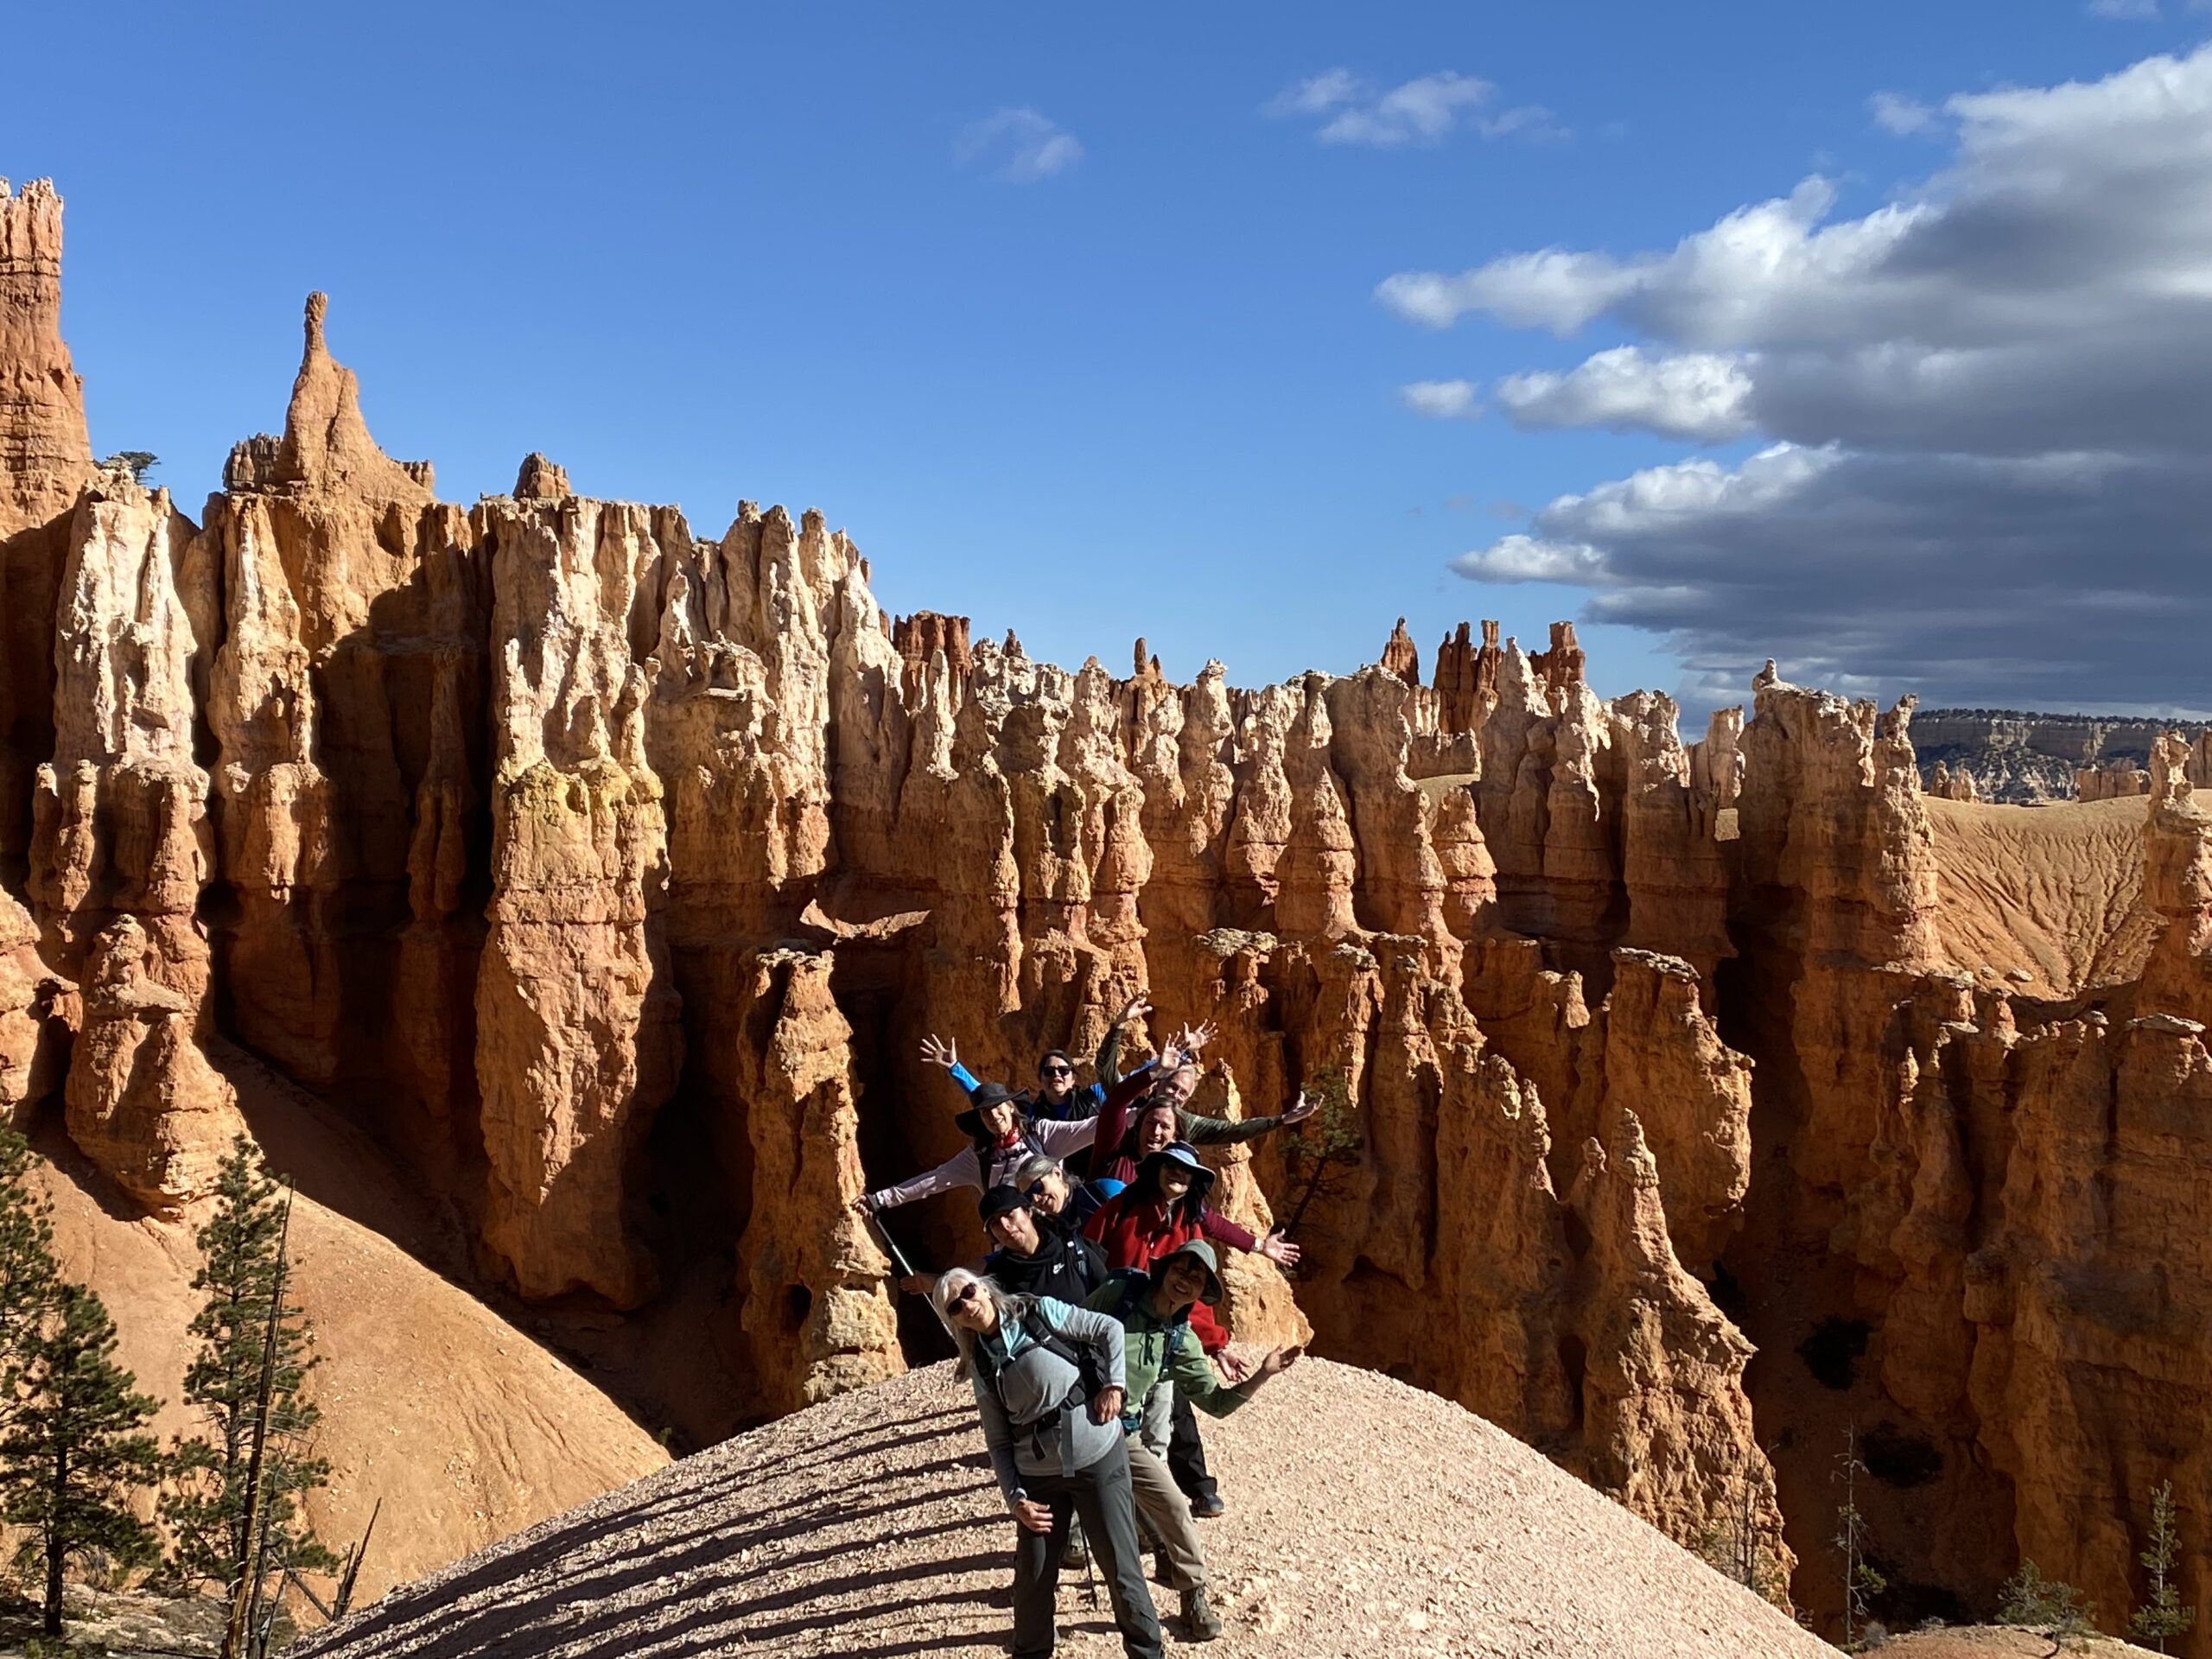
[1011,1435,1163,1659]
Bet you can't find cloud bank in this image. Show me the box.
[1387,47,2212,714]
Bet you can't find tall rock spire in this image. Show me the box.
[0,180,97,887]
[0,178,92,536]
[266,290,434,501]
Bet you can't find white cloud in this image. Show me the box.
[956,109,1083,182]
[1400,46,2212,713]
[1450,533,1609,584]
[1495,347,1753,441]
[1266,69,1564,149]
[2088,0,2158,16]
[1266,69,1363,119]
[1398,378,1483,420]
[1869,92,1936,135]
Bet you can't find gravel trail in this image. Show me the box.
[296,1359,1834,1659]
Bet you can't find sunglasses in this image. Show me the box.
[1026,1179,1053,1198]
[949,1284,981,1311]
[1040,1063,1074,1076]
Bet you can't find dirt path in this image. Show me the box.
[296,1357,1832,1659]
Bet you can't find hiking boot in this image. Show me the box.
[1191,1491,1226,1519]
[1063,1529,1090,1571]
[1182,1586,1224,1641]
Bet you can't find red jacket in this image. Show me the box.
[1083,1191,1256,1351]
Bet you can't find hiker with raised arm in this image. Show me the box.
[1084,1141,1294,1517]
[854,1079,1104,1218]
[1086,1239,1301,1642]
[932,1268,1162,1659]
[1089,1020,1322,1185]
[919,994,1154,1124]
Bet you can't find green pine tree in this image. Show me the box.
[1834,1424,1887,1647]
[2129,1480,2196,1653]
[161,1138,336,1617]
[0,1128,62,1375]
[1999,1559,2096,1643]
[1280,1065,1364,1236]
[0,1283,164,1636]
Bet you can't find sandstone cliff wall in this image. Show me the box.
[10,178,2212,1646]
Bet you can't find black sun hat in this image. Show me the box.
[955,1081,1022,1141]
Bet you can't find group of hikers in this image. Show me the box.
[852,997,1315,1656]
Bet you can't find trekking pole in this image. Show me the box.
[861,1206,959,1341]
[862,1205,918,1280]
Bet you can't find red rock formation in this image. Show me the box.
[1380,615,1420,683]
[474,493,684,1305]
[891,609,972,701]
[0,887,66,1123]
[513,452,571,499]
[1431,618,1502,734]
[2076,759,2152,801]
[1532,619,1587,700]
[1925,760,1974,801]
[0,181,94,883]
[2140,731,2212,1024]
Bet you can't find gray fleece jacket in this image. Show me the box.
[968,1297,1128,1503]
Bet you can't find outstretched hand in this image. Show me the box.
[1089,1385,1126,1426]
[1257,1344,1303,1380]
[1115,995,1152,1027]
[1157,1039,1187,1077]
[1173,1020,1219,1057]
[1259,1230,1301,1267]
[919,1033,959,1071]
[1213,1350,1252,1385]
[1282,1089,1319,1126]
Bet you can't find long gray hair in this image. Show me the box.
[931,1268,1032,1370]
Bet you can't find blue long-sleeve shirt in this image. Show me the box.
[948,1060,1103,1123]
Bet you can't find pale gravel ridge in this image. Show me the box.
[295,1359,1833,1659]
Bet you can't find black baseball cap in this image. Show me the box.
[978,1183,1032,1224]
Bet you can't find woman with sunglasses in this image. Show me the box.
[1083,1142,1295,1520]
[931,1268,1162,1659]
[920,995,1156,1123]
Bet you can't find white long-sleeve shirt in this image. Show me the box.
[866,1116,1099,1212]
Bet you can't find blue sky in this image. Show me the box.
[9,2,2209,715]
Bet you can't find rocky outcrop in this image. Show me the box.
[0,181,94,883]
[65,916,238,1210]
[0,888,66,1122]
[1918,709,2212,803]
[475,493,683,1305]
[1926,760,1980,802]
[27,473,238,1209]
[2077,760,2152,801]
[2140,732,2212,1025]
